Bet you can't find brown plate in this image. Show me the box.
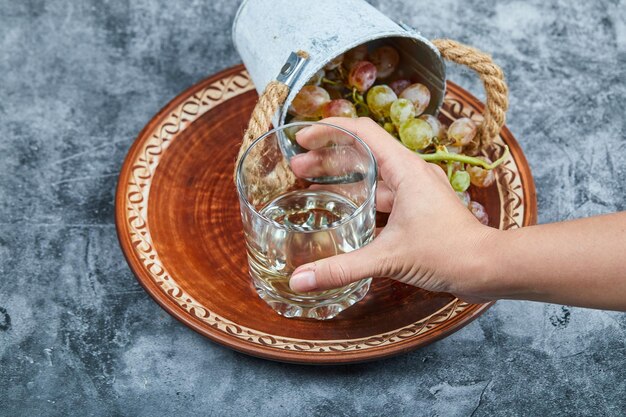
[115,64,536,364]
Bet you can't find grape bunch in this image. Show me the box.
[287,44,507,225]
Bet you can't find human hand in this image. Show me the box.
[288,117,500,303]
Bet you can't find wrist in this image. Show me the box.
[459,226,509,301]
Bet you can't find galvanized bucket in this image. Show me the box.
[232,0,447,126]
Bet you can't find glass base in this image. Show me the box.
[251,275,372,320]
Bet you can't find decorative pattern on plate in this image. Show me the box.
[123,70,523,352]
[440,97,524,230]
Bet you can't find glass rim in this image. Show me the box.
[235,121,378,233]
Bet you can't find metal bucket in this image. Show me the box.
[232,0,446,126]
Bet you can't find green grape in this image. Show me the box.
[468,157,496,187]
[450,170,470,192]
[448,117,477,147]
[383,122,396,135]
[399,83,431,116]
[398,118,433,150]
[469,201,489,225]
[285,116,315,141]
[390,98,416,127]
[289,85,330,118]
[366,85,397,119]
[419,114,445,140]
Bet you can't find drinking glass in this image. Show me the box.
[236,122,377,320]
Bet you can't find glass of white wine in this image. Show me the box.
[236,122,377,320]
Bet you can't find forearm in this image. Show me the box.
[481,212,626,311]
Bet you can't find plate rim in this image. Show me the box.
[115,64,536,364]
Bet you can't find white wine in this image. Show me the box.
[246,190,373,299]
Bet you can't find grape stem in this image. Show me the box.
[322,77,341,86]
[419,145,510,170]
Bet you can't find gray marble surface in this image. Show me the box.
[1,0,625,415]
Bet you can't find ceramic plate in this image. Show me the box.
[115,65,536,364]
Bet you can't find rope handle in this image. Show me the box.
[432,39,509,149]
[234,39,509,182]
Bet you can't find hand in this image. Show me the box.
[288,117,499,303]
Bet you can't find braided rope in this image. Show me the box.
[234,80,290,180]
[233,80,295,205]
[432,39,509,149]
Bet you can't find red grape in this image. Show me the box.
[469,201,489,225]
[399,83,431,116]
[289,85,330,118]
[448,117,477,147]
[344,45,368,68]
[370,46,400,79]
[468,157,496,187]
[321,99,357,118]
[347,61,377,93]
[419,114,445,140]
[389,79,411,95]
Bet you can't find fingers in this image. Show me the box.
[297,117,429,187]
[294,123,356,149]
[376,180,394,213]
[299,117,412,165]
[289,242,392,292]
[290,145,366,179]
[306,180,393,213]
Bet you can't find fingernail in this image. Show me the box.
[295,126,311,136]
[289,269,317,293]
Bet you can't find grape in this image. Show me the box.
[456,191,470,207]
[324,54,344,70]
[383,122,396,135]
[389,79,411,96]
[366,85,397,119]
[306,69,325,86]
[419,114,445,141]
[289,85,330,118]
[327,88,344,100]
[468,157,496,187]
[322,70,345,94]
[450,170,470,192]
[344,45,368,68]
[321,99,357,118]
[399,83,431,116]
[399,118,433,151]
[448,117,477,147]
[347,61,377,93]
[389,98,416,127]
[285,116,314,141]
[370,46,400,79]
[469,201,489,225]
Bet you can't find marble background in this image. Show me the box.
[0,0,624,415]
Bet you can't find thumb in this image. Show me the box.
[289,243,390,293]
